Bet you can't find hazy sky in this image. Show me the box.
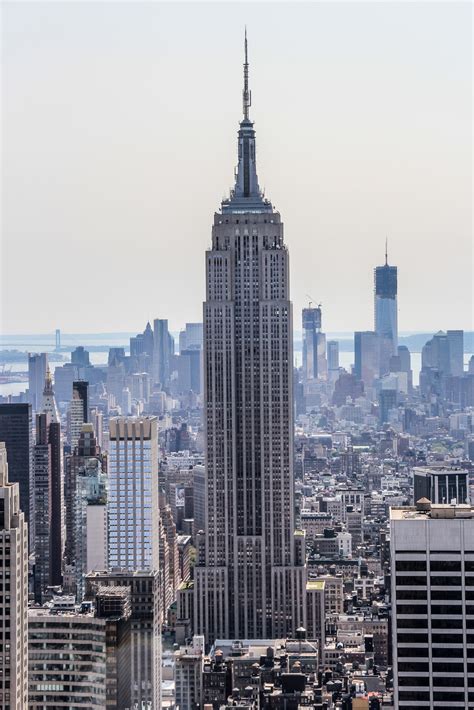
[1,1,472,335]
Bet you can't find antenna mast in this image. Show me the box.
[243,28,251,120]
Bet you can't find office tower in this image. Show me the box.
[68,380,89,450]
[107,352,125,405]
[179,322,204,353]
[41,369,64,587]
[171,349,202,396]
[194,38,306,643]
[130,322,154,373]
[28,597,107,709]
[0,443,28,708]
[354,331,380,391]
[413,465,469,505]
[390,500,474,708]
[379,388,397,424]
[174,636,205,710]
[86,569,161,710]
[94,586,132,709]
[302,305,327,381]
[153,319,174,387]
[397,345,413,392]
[73,427,107,601]
[332,372,365,406]
[327,340,339,372]
[33,412,52,602]
[28,352,48,412]
[447,329,464,376]
[422,331,450,373]
[64,425,106,588]
[0,403,33,542]
[73,380,89,422]
[306,580,326,651]
[374,245,398,354]
[53,363,78,404]
[71,345,90,367]
[55,328,61,350]
[90,407,104,448]
[131,372,151,404]
[121,387,131,415]
[107,416,159,572]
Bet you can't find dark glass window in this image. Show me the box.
[398,661,429,672]
[430,576,462,586]
[396,589,427,600]
[432,662,464,672]
[396,576,426,586]
[398,691,430,701]
[430,560,461,571]
[432,647,463,658]
[432,633,463,643]
[398,676,430,687]
[397,647,429,658]
[397,605,428,615]
[431,590,462,600]
[397,618,428,629]
[396,561,427,572]
[431,604,462,616]
[397,633,428,644]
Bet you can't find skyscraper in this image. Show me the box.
[153,319,174,387]
[374,245,398,372]
[0,443,28,709]
[41,369,64,587]
[68,380,89,450]
[447,329,464,376]
[64,423,106,597]
[33,412,52,602]
[390,500,474,708]
[0,403,34,544]
[194,36,306,643]
[107,416,160,572]
[354,331,380,390]
[28,352,48,412]
[302,305,327,381]
[327,340,339,373]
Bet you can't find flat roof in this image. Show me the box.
[306,580,325,591]
[391,504,474,521]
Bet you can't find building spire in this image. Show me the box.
[243,28,251,121]
[385,237,388,265]
[43,365,53,396]
[221,32,272,214]
[42,366,59,423]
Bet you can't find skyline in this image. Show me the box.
[2,1,472,334]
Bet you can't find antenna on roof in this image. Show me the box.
[242,28,251,120]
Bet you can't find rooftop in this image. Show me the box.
[391,503,474,520]
[306,580,325,591]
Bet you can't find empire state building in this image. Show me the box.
[194,36,306,642]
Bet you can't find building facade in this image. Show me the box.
[107,416,159,572]
[390,501,474,708]
[0,403,34,546]
[86,570,161,710]
[0,443,28,709]
[28,601,107,709]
